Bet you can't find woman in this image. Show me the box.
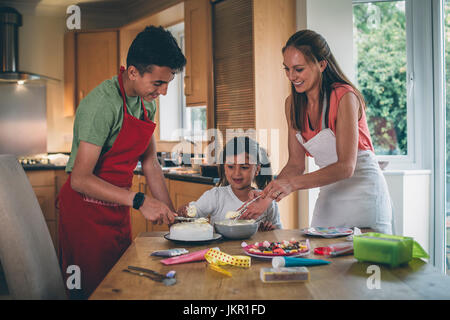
[241,30,392,234]
[58,26,185,299]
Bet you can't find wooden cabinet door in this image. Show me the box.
[144,177,171,232]
[169,180,213,211]
[184,0,211,106]
[76,31,119,107]
[33,186,56,221]
[130,175,148,239]
[26,170,58,253]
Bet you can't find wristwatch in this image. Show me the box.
[132,192,145,210]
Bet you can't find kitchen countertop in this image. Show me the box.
[134,165,219,185]
[22,164,219,185]
[21,164,66,171]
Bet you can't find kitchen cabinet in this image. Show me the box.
[169,179,212,210]
[64,30,119,116]
[26,170,69,254]
[184,0,213,108]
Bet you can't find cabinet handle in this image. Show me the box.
[184,75,191,96]
[79,90,84,101]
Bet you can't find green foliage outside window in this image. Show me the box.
[353,1,407,155]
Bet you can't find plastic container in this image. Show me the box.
[314,242,354,257]
[260,267,310,283]
[353,233,413,267]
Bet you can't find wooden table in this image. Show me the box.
[90,229,450,300]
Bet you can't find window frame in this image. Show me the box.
[158,22,186,142]
[431,0,447,274]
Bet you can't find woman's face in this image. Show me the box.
[224,154,259,191]
[283,46,325,94]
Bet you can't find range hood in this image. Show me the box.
[0,6,58,83]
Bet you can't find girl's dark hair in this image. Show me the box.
[217,136,272,190]
[282,29,365,132]
[127,25,186,74]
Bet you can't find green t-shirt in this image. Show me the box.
[66,75,156,173]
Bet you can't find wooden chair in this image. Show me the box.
[0,155,66,299]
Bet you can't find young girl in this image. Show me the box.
[178,136,282,231]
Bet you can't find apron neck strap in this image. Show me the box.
[321,92,328,129]
[118,66,150,120]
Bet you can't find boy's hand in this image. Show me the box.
[140,198,176,225]
[176,205,189,217]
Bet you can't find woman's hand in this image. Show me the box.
[238,191,272,220]
[140,197,177,225]
[261,178,295,202]
[258,221,276,232]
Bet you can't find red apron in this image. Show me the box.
[58,66,156,299]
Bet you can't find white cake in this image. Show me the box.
[170,220,213,241]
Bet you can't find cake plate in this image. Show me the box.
[163,233,223,245]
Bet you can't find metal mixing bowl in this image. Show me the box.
[214,219,258,240]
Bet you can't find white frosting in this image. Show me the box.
[215,219,255,226]
[225,211,239,219]
[170,221,213,240]
[186,205,197,217]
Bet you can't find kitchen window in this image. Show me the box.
[352,0,434,170]
[158,22,207,142]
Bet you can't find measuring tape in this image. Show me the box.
[205,248,251,277]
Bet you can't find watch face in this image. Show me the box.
[133,192,145,209]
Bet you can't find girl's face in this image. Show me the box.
[283,46,326,94]
[224,154,260,190]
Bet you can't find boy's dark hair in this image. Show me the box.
[217,136,272,190]
[127,25,186,74]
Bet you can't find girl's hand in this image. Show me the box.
[261,178,294,202]
[258,221,276,232]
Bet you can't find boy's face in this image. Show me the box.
[128,65,175,101]
[224,154,260,191]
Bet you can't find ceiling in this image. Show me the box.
[0,0,146,14]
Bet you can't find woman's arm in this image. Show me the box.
[240,96,305,219]
[262,92,360,201]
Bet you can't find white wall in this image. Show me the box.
[297,0,355,82]
[296,0,355,226]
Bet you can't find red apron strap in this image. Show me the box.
[118,66,129,115]
[119,66,150,121]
